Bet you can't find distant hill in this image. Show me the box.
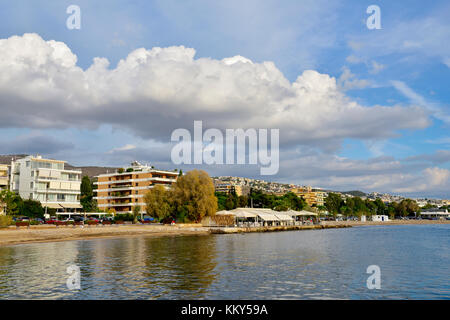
[64,164,118,179]
[342,190,367,197]
[0,154,27,164]
[0,154,117,179]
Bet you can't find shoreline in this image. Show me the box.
[0,224,209,247]
[0,219,448,247]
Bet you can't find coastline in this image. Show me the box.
[0,224,209,247]
[321,219,450,227]
[0,219,448,247]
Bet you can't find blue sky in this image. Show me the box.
[0,0,449,198]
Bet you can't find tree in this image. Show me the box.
[225,193,236,210]
[325,193,342,216]
[21,200,44,218]
[387,203,396,219]
[0,190,20,215]
[172,170,217,222]
[215,192,228,211]
[365,199,377,216]
[237,195,248,208]
[133,205,141,223]
[80,176,97,212]
[280,192,306,211]
[352,197,367,217]
[144,185,173,221]
[396,199,419,217]
[373,199,386,215]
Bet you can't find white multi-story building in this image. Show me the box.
[10,155,82,212]
[0,164,9,190]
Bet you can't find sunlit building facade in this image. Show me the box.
[10,155,82,211]
[94,161,178,214]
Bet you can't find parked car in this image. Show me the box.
[34,218,44,224]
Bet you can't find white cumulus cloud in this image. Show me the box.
[0,33,431,152]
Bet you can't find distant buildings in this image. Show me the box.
[10,155,82,212]
[291,186,325,207]
[213,176,292,195]
[214,183,244,196]
[94,161,178,214]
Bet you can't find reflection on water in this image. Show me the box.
[0,225,449,299]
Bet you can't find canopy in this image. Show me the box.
[43,203,63,209]
[256,212,280,221]
[215,210,234,215]
[60,203,83,209]
[274,213,294,221]
[229,208,258,218]
[287,210,318,216]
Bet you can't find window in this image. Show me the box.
[30,182,34,189]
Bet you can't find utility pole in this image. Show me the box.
[44,183,49,217]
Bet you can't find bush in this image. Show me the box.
[114,213,134,222]
[0,215,13,228]
[118,168,125,173]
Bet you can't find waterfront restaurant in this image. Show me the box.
[420,209,450,220]
[286,210,319,225]
[221,208,296,227]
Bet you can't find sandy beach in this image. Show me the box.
[0,224,208,246]
[0,219,448,246]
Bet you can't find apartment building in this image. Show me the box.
[10,155,82,211]
[291,186,325,207]
[214,183,243,196]
[94,161,178,214]
[0,164,9,190]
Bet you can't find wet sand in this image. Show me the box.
[0,224,208,246]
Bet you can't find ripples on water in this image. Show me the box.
[0,225,448,299]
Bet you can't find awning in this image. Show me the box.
[274,213,294,221]
[60,203,83,209]
[287,210,318,216]
[43,203,63,209]
[256,212,280,221]
[229,208,257,218]
[216,210,234,215]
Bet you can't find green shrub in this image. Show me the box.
[0,215,13,228]
[114,213,134,222]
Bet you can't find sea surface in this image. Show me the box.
[0,224,448,299]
